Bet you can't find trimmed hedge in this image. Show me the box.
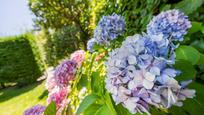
[0,34,44,86]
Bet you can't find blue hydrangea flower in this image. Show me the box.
[147,9,191,41]
[105,34,163,114]
[142,33,177,63]
[94,13,125,44]
[105,34,195,114]
[87,38,96,52]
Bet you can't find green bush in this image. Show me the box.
[0,34,44,86]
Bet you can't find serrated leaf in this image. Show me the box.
[76,94,100,115]
[176,45,200,65]
[44,101,56,115]
[174,0,204,15]
[174,60,197,81]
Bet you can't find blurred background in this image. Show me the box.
[0,0,204,114]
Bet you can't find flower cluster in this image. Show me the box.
[94,13,125,44]
[105,10,195,114]
[70,50,85,68]
[87,13,125,52]
[54,60,77,87]
[24,10,195,115]
[44,50,86,114]
[45,50,86,114]
[44,51,85,114]
[45,61,75,114]
[23,105,46,115]
[47,87,69,109]
[147,9,191,41]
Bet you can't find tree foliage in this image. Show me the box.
[29,0,100,46]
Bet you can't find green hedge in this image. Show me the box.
[0,34,44,86]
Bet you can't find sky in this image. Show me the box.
[0,0,34,37]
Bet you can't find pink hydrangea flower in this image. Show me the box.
[47,86,69,109]
[23,105,46,115]
[54,60,77,87]
[70,50,85,68]
[45,68,56,92]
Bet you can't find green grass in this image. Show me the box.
[0,81,48,115]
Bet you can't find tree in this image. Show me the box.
[29,0,94,49]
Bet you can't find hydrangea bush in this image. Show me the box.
[24,10,199,115]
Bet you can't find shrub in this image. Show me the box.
[0,34,44,86]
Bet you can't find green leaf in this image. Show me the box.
[91,71,105,95]
[174,60,197,81]
[91,72,100,93]
[44,101,56,115]
[188,22,202,34]
[182,82,204,114]
[201,26,204,34]
[104,92,117,115]
[151,108,168,115]
[174,0,204,15]
[191,40,204,53]
[160,4,171,11]
[95,104,112,115]
[84,104,102,115]
[197,53,204,65]
[76,94,100,115]
[115,104,140,115]
[176,45,200,65]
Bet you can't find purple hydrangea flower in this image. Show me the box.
[54,60,77,87]
[147,9,191,41]
[23,105,46,115]
[105,34,162,114]
[105,34,195,114]
[94,13,125,44]
[154,80,195,108]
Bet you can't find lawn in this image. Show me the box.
[0,81,47,115]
